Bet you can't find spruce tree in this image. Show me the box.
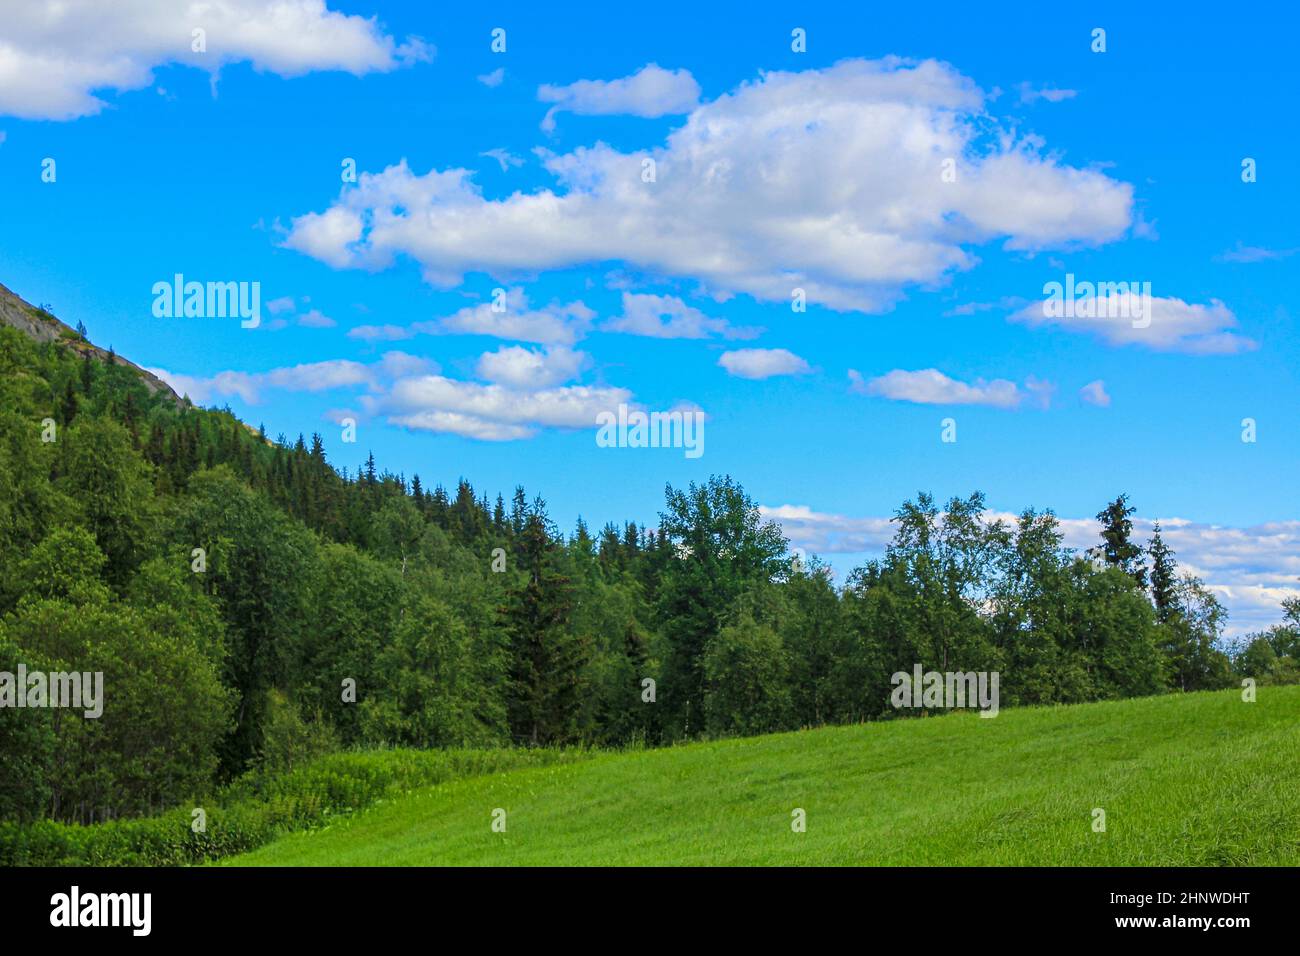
[1148,523,1178,623]
[503,505,584,745]
[1094,493,1147,589]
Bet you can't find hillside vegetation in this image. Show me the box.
[1,282,1297,846]
[232,687,1300,866]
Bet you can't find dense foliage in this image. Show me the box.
[0,748,584,866]
[0,324,1295,827]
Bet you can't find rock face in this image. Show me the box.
[0,281,185,406]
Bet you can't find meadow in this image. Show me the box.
[230,685,1300,866]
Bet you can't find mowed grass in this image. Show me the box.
[229,686,1300,866]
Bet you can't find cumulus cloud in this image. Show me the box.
[1010,293,1257,354]
[850,367,1034,408]
[345,289,594,346]
[1079,379,1110,406]
[258,295,335,329]
[0,0,431,120]
[437,289,595,345]
[154,301,680,439]
[604,292,760,340]
[147,351,433,404]
[285,57,1134,312]
[759,505,897,554]
[477,67,505,88]
[370,376,633,441]
[151,345,637,442]
[538,63,700,131]
[763,504,1300,636]
[718,348,811,380]
[475,345,587,388]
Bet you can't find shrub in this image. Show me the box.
[0,747,586,867]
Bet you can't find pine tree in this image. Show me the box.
[79,352,95,394]
[598,522,622,573]
[59,379,78,424]
[451,479,484,543]
[503,506,584,745]
[1094,493,1147,589]
[509,486,528,537]
[1148,523,1178,623]
[429,484,450,527]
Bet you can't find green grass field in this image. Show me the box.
[229,686,1300,866]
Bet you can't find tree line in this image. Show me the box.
[0,323,1295,826]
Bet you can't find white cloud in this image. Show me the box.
[0,0,431,120]
[605,292,760,340]
[475,345,587,388]
[147,351,434,404]
[480,147,523,171]
[372,375,632,441]
[297,308,336,328]
[347,323,412,342]
[260,296,334,328]
[1010,294,1257,354]
[718,348,811,380]
[374,351,434,379]
[437,289,594,345]
[285,57,1134,312]
[538,63,700,131]
[1017,83,1077,104]
[1079,379,1110,406]
[155,349,632,443]
[345,289,594,346]
[158,324,640,442]
[944,295,1028,317]
[763,504,1300,636]
[1216,243,1298,263]
[850,367,1029,408]
[760,505,897,554]
[146,368,220,404]
[477,67,505,88]
[1023,375,1055,409]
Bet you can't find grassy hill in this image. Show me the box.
[229,685,1300,866]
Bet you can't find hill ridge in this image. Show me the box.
[0,280,184,407]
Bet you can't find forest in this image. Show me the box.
[1,320,1296,827]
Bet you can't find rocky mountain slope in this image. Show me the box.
[0,281,184,406]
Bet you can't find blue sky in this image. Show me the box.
[1,0,1296,632]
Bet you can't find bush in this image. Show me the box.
[0,747,586,866]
